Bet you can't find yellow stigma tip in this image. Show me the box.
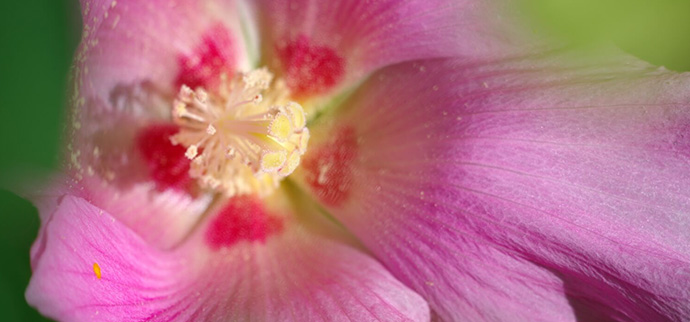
[297,129,310,153]
[269,114,292,141]
[261,151,287,172]
[279,151,301,176]
[286,102,306,129]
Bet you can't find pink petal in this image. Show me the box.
[22,173,209,261]
[85,180,212,250]
[27,195,429,321]
[295,52,690,320]
[70,0,248,188]
[77,0,249,104]
[256,0,472,97]
[67,0,252,249]
[15,175,87,269]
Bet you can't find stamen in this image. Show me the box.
[171,68,309,197]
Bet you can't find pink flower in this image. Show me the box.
[25,0,690,321]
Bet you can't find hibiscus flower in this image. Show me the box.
[25,0,690,321]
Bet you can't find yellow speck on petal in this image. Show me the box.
[93,262,101,279]
[111,14,120,29]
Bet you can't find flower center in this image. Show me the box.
[171,68,309,197]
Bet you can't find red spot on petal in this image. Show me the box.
[175,24,236,91]
[136,124,192,191]
[277,35,345,98]
[205,196,284,249]
[302,126,358,207]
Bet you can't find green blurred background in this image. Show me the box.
[0,0,688,321]
[0,0,78,321]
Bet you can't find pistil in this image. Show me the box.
[171,68,309,197]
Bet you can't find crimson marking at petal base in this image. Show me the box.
[175,24,236,91]
[205,196,284,249]
[277,35,345,98]
[136,124,192,191]
[303,126,357,207]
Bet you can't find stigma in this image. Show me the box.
[171,68,309,197]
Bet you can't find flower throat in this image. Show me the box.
[171,68,309,197]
